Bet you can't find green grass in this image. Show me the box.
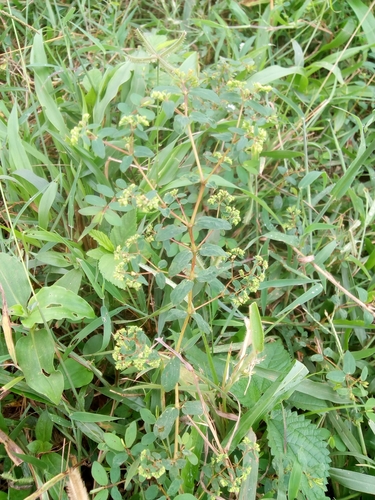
[1,0,375,499]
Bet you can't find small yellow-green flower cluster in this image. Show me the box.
[223,205,241,226]
[113,235,143,288]
[207,190,240,225]
[173,68,199,88]
[212,151,233,165]
[138,449,166,480]
[232,255,268,306]
[227,79,246,91]
[253,82,273,93]
[118,184,159,212]
[242,120,268,156]
[150,90,171,101]
[283,205,302,230]
[69,113,90,146]
[119,114,149,128]
[112,326,161,372]
[208,189,235,206]
[227,247,245,261]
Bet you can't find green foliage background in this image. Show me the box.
[1,0,375,499]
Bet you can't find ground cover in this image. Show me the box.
[1,0,375,498]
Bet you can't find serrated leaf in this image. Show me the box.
[267,409,330,500]
[110,210,137,247]
[98,254,128,290]
[195,216,231,230]
[89,230,115,252]
[169,250,193,277]
[170,280,194,305]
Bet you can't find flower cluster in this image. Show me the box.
[242,120,268,156]
[252,82,273,93]
[231,255,268,307]
[118,184,159,212]
[119,114,150,128]
[207,190,241,226]
[150,90,171,101]
[112,326,161,372]
[283,205,302,230]
[69,113,90,146]
[113,235,143,288]
[138,449,166,480]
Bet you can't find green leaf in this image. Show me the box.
[347,0,375,53]
[264,231,299,247]
[140,408,156,425]
[8,104,32,171]
[104,209,122,226]
[267,409,330,500]
[261,150,304,159]
[170,280,194,305]
[92,461,108,486]
[93,62,133,124]
[125,421,137,448]
[90,230,115,252]
[343,351,356,375]
[104,433,125,452]
[38,181,58,230]
[22,286,95,328]
[169,250,193,277]
[98,254,127,290]
[16,329,64,405]
[161,357,180,392]
[199,243,228,257]
[195,216,231,230]
[153,407,179,440]
[298,171,322,189]
[277,284,324,317]
[134,146,154,157]
[70,412,119,422]
[329,467,375,494]
[174,495,198,500]
[62,358,94,389]
[189,88,220,104]
[0,253,31,308]
[155,224,187,241]
[35,411,53,443]
[192,312,211,334]
[249,302,264,354]
[182,401,204,416]
[110,210,137,247]
[239,429,259,500]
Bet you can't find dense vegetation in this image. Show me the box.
[1,0,375,498]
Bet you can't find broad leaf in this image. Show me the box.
[267,409,330,500]
[22,286,95,328]
[16,329,64,405]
